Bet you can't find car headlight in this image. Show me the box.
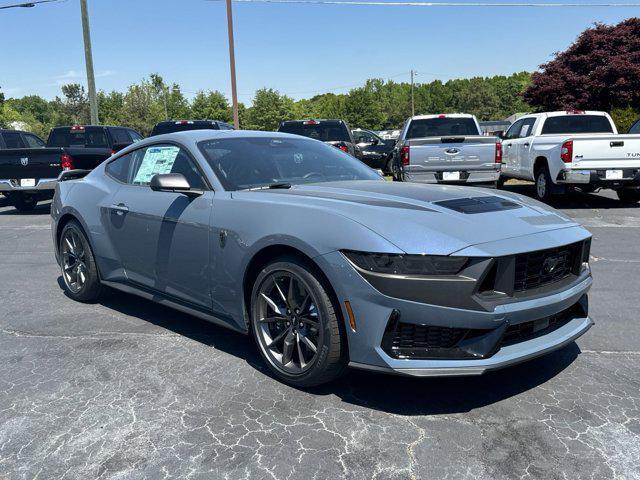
[342,250,468,276]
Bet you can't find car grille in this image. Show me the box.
[381,300,586,360]
[513,242,582,292]
[500,303,584,347]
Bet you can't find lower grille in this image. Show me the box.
[500,303,583,347]
[381,299,587,360]
[514,242,582,292]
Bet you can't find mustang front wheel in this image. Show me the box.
[250,257,347,387]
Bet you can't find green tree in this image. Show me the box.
[191,90,232,122]
[54,83,90,125]
[244,88,296,131]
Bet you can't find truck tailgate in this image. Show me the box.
[407,136,497,170]
[0,148,64,180]
[571,135,640,169]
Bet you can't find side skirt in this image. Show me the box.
[101,280,248,335]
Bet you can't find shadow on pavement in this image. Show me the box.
[0,198,51,215]
[63,280,581,416]
[502,183,638,210]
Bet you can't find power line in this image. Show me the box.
[0,0,63,9]
[208,0,640,7]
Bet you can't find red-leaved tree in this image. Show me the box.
[524,18,640,112]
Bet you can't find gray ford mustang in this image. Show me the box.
[51,130,593,386]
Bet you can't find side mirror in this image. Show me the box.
[150,173,202,198]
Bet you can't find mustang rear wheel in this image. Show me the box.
[59,220,102,302]
[250,257,347,387]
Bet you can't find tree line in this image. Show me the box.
[0,72,531,138]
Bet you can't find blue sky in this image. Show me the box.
[1,0,639,103]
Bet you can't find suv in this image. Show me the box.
[150,120,234,137]
[277,120,364,162]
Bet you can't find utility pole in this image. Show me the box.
[80,0,99,125]
[410,69,416,117]
[225,0,239,129]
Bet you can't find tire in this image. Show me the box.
[250,256,347,387]
[616,187,640,204]
[534,164,553,202]
[496,176,506,189]
[59,220,102,302]
[13,194,37,212]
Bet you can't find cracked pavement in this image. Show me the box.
[0,186,639,479]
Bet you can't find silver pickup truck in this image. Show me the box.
[391,114,501,186]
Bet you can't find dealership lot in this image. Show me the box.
[0,186,639,480]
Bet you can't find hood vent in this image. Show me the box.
[434,196,522,214]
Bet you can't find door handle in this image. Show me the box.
[109,203,129,215]
[506,143,512,148]
[523,142,530,147]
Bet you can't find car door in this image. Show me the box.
[515,118,537,174]
[501,119,524,175]
[104,143,213,309]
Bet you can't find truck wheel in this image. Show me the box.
[250,256,348,387]
[616,188,640,204]
[534,165,553,202]
[13,194,37,212]
[496,176,506,189]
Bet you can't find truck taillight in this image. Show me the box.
[338,145,348,153]
[61,153,74,170]
[400,145,410,166]
[560,140,573,163]
[495,142,502,163]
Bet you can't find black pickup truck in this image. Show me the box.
[0,125,142,211]
[277,119,366,164]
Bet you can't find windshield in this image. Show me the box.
[48,127,110,148]
[406,117,479,139]
[541,115,613,135]
[151,122,219,136]
[198,136,382,191]
[278,122,351,143]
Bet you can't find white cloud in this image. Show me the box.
[53,69,116,85]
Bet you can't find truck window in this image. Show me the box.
[48,127,110,148]
[111,128,131,144]
[519,118,536,138]
[2,132,25,148]
[278,122,351,143]
[541,115,614,135]
[629,120,640,134]
[23,133,45,148]
[504,119,524,140]
[406,118,479,139]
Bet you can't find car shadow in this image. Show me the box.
[59,279,582,415]
[501,183,638,210]
[0,198,52,215]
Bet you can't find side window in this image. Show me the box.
[629,120,640,134]
[128,144,206,189]
[105,152,135,183]
[354,130,374,144]
[111,128,130,144]
[504,120,524,140]
[128,130,143,142]
[2,132,25,148]
[519,118,536,138]
[23,134,45,148]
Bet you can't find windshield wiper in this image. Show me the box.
[244,182,292,191]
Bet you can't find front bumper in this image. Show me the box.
[0,178,57,192]
[402,167,500,184]
[557,168,640,187]
[317,231,593,377]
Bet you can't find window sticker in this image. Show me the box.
[133,146,180,184]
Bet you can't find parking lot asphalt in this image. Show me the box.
[0,185,639,480]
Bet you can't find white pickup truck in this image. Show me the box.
[499,110,640,203]
[391,114,502,186]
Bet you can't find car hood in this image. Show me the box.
[249,180,581,255]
